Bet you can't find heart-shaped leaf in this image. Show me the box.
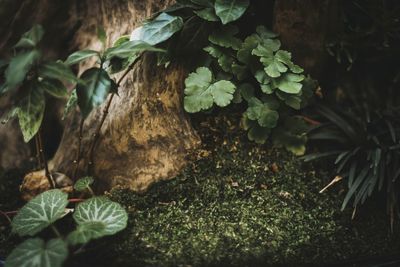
[65,50,99,66]
[130,13,183,46]
[67,222,105,246]
[76,68,114,118]
[74,176,94,192]
[72,197,128,238]
[5,238,68,267]
[214,0,249,24]
[16,86,45,142]
[11,189,69,236]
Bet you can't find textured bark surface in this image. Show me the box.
[51,0,200,192]
[273,0,338,79]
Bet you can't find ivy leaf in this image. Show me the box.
[210,80,236,107]
[245,97,279,128]
[76,68,114,118]
[38,61,78,83]
[16,86,45,142]
[276,73,304,94]
[256,26,278,39]
[11,189,69,236]
[272,116,309,155]
[67,222,106,246]
[204,45,234,72]
[14,24,44,49]
[194,8,219,21]
[105,40,164,60]
[3,50,40,93]
[242,116,271,144]
[38,79,68,98]
[237,35,259,64]
[5,238,68,267]
[64,50,99,66]
[130,13,183,46]
[72,197,128,238]
[74,176,94,192]
[184,67,236,113]
[209,25,242,50]
[214,0,249,24]
[62,89,77,120]
[185,66,213,88]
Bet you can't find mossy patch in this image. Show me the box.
[77,115,400,267]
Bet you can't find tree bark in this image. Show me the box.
[51,0,200,192]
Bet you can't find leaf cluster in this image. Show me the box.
[304,103,400,219]
[5,183,128,267]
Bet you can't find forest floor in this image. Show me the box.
[1,113,400,266]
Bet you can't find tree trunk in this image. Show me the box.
[51,0,200,192]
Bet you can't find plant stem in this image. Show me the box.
[51,225,62,238]
[34,134,42,169]
[86,61,137,174]
[72,118,85,180]
[87,186,95,197]
[37,130,56,188]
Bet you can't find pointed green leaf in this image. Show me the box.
[16,86,45,142]
[214,0,249,24]
[14,24,44,49]
[105,40,164,60]
[62,89,77,120]
[11,190,69,236]
[38,61,77,83]
[73,197,128,237]
[5,238,68,267]
[76,68,113,118]
[38,79,68,98]
[130,13,183,45]
[3,50,40,93]
[65,50,99,66]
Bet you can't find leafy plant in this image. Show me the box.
[5,189,128,267]
[135,0,317,155]
[304,103,400,227]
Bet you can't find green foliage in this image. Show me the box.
[0,25,77,142]
[11,189,69,236]
[64,50,99,66]
[130,13,184,45]
[304,103,400,215]
[5,238,68,267]
[181,23,315,152]
[6,189,128,267]
[76,68,116,118]
[183,67,236,112]
[74,176,94,192]
[214,0,249,24]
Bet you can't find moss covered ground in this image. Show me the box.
[1,114,400,266]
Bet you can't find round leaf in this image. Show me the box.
[73,197,128,237]
[215,0,250,24]
[67,222,106,246]
[210,80,236,107]
[5,238,68,267]
[11,189,69,236]
[74,176,94,192]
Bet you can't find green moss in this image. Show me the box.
[80,116,400,267]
